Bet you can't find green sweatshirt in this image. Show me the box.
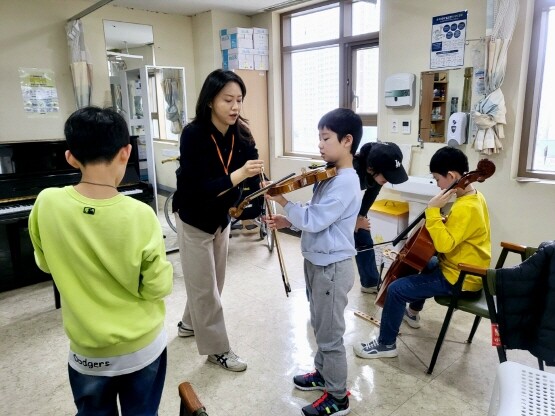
[425,191,491,291]
[29,186,173,357]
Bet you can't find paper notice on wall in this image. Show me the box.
[430,11,467,69]
[19,68,60,115]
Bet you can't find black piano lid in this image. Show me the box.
[0,137,143,200]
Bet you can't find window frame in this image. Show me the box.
[518,0,555,180]
[281,0,379,157]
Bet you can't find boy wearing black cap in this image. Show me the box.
[353,142,408,294]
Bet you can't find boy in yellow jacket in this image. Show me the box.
[354,146,491,358]
[29,107,173,414]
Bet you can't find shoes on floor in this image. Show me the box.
[301,391,350,416]
[353,338,398,359]
[403,308,421,328]
[208,349,247,372]
[177,321,195,337]
[360,285,378,294]
[293,370,326,391]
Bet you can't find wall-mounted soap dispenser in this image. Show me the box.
[447,112,468,147]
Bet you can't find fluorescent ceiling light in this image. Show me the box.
[106,51,143,59]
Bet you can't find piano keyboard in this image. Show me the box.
[0,188,145,220]
[121,189,143,196]
[0,203,33,215]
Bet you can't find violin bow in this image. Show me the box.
[260,168,292,297]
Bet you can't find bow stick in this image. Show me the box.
[260,168,292,297]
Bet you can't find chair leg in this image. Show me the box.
[466,316,481,343]
[428,306,456,374]
[538,359,545,371]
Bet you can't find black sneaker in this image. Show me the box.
[293,370,326,391]
[301,391,350,416]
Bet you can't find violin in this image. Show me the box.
[229,172,295,219]
[375,159,496,308]
[266,165,337,196]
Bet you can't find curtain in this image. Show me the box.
[471,0,519,155]
[163,78,183,134]
[66,19,92,109]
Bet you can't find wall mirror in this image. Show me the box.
[103,20,154,111]
[103,21,185,254]
[419,67,473,143]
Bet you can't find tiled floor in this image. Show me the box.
[0,208,549,415]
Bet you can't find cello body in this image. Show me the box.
[374,222,436,307]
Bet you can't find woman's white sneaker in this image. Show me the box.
[208,349,247,372]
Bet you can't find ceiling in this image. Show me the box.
[107,0,311,16]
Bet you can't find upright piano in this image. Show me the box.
[0,137,154,293]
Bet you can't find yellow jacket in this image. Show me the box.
[425,191,491,291]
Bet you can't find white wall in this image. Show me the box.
[0,0,195,142]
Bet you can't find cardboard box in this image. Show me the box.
[368,200,409,268]
[220,27,254,36]
[253,27,269,34]
[222,51,254,70]
[253,34,269,49]
[220,34,253,50]
[253,54,269,70]
[222,48,267,56]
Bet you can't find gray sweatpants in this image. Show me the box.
[304,258,355,398]
[176,215,230,355]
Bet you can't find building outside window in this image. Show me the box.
[519,0,555,179]
[282,0,380,157]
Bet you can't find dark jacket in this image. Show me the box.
[496,240,555,365]
[173,120,259,234]
[354,143,381,217]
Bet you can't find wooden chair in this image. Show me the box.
[427,242,537,374]
[178,382,208,416]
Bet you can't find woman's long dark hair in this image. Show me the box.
[193,69,253,143]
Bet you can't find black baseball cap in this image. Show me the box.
[367,142,408,184]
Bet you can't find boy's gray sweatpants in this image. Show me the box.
[304,257,355,398]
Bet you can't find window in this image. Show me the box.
[282,0,380,157]
[519,0,555,179]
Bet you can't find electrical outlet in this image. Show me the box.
[390,118,399,133]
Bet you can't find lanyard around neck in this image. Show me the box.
[210,134,235,175]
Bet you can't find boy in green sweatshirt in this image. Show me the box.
[29,106,173,415]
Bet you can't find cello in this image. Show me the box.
[374,159,496,307]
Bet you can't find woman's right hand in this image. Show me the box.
[241,159,264,179]
[230,159,264,186]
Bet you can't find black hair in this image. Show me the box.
[317,108,363,155]
[429,146,469,176]
[64,106,129,165]
[193,69,253,143]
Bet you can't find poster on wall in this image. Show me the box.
[430,10,467,69]
[19,68,60,115]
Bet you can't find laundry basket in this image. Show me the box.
[488,361,555,415]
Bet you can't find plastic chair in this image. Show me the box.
[427,242,537,374]
[488,361,555,416]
